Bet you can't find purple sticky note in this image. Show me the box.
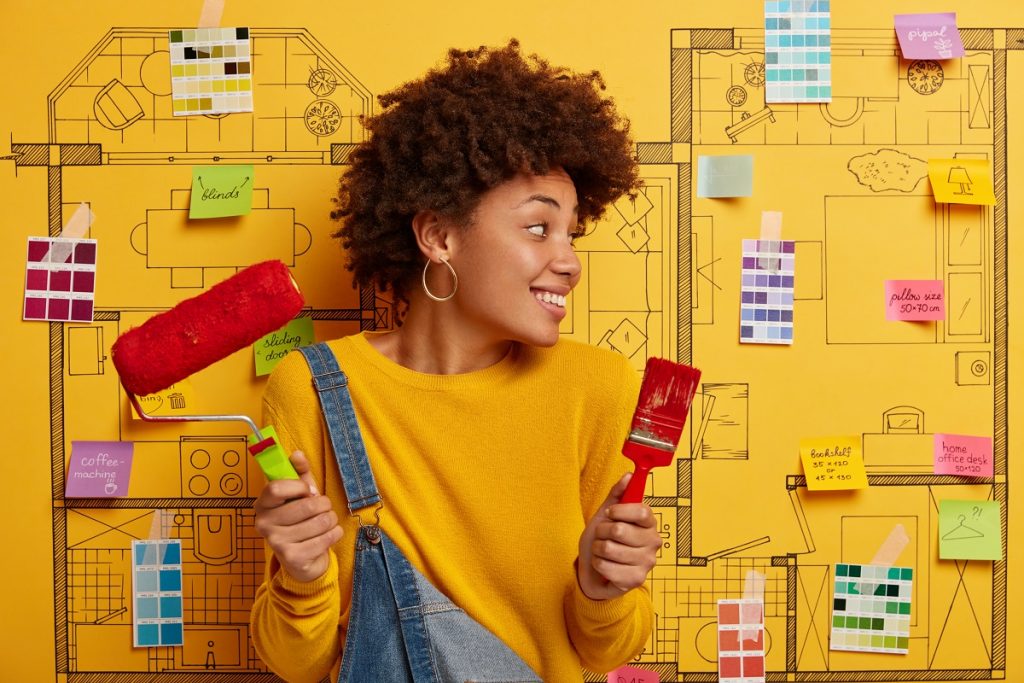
[934,434,993,477]
[66,441,134,497]
[607,665,659,683]
[894,13,965,60]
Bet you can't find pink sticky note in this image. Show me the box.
[607,665,659,683]
[894,13,965,60]
[66,441,134,497]
[935,434,993,477]
[886,280,945,321]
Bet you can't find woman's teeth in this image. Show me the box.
[535,291,566,308]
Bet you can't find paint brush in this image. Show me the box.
[620,357,702,504]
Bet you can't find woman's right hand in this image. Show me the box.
[253,450,344,583]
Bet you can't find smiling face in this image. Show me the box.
[443,167,583,349]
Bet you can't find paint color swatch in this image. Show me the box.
[169,27,253,116]
[132,540,184,647]
[764,0,832,102]
[24,237,97,322]
[740,239,794,344]
[831,563,912,654]
[718,599,766,682]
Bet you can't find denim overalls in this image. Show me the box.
[298,344,543,683]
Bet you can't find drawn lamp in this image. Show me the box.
[947,166,973,195]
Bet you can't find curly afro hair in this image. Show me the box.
[332,39,640,307]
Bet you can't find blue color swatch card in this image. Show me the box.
[765,0,831,102]
[132,539,184,647]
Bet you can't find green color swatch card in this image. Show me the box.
[254,316,314,376]
[189,165,253,218]
[938,499,1002,560]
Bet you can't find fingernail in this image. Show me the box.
[309,483,319,496]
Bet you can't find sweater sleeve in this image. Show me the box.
[565,353,654,673]
[249,355,344,682]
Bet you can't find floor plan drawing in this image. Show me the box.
[3,7,1018,683]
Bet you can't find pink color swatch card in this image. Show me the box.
[24,236,97,323]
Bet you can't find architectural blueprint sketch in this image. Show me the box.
[2,2,1021,681]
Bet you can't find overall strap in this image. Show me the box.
[297,343,382,513]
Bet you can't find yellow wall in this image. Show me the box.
[3,1,1022,681]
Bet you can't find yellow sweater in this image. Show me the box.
[250,333,652,681]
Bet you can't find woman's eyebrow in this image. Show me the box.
[513,194,579,213]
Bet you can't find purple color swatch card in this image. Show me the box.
[66,441,134,497]
[894,13,965,60]
[740,239,795,345]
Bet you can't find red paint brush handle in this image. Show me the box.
[621,465,652,504]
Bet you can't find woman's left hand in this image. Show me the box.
[577,473,661,600]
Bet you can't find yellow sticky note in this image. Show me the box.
[927,158,995,205]
[800,436,868,490]
[130,379,198,419]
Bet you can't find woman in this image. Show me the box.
[251,40,661,682]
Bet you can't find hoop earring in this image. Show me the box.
[422,255,458,302]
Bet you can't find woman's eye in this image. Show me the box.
[526,224,547,237]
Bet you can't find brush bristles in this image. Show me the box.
[629,357,702,446]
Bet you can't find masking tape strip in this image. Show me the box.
[741,570,765,642]
[871,523,910,566]
[43,202,94,264]
[760,211,783,241]
[197,0,225,28]
[855,523,910,594]
[148,509,169,540]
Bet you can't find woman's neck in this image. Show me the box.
[367,303,514,375]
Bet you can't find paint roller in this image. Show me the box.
[111,259,303,480]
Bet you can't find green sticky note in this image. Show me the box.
[696,154,753,198]
[189,165,254,218]
[254,316,314,376]
[939,499,1002,560]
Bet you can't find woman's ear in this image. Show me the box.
[411,210,452,261]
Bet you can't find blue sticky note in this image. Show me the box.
[697,155,754,198]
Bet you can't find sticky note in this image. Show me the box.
[717,599,765,682]
[894,13,965,59]
[800,436,868,490]
[255,316,314,376]
[939,500,1001,560]
[697,155,753,198]
[764,0,832,103]
[169,27,252,116]
[927,159,996,206]
[831,563,912,654]
[189,164,254,218]
[131,380,197,419]
[885,279,944,321]
[65,441,134,497]
[607,664,660,683]
[24,237,97,323]
[132,540,184,647]
[934,434,993,477]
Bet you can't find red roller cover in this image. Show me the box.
[112,260,305,396]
